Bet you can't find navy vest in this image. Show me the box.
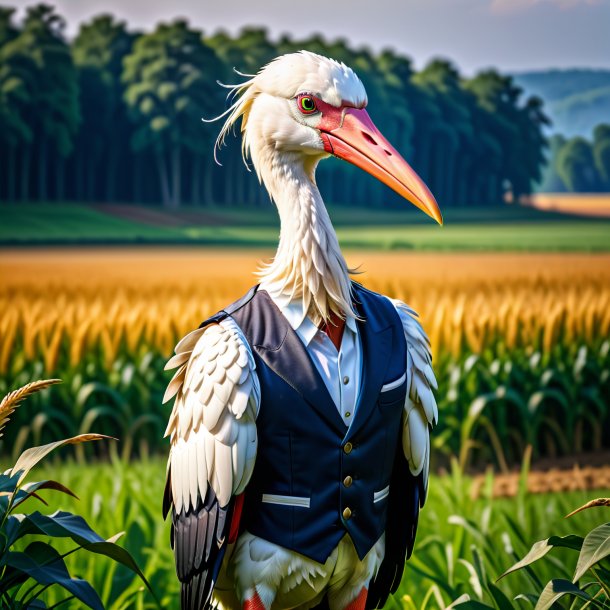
[203,283,407,564]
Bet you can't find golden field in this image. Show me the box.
[1,248,609,372]
[1,247,609,467]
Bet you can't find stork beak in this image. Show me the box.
[320,108,443,225]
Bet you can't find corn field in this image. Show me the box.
[1,249,609,467]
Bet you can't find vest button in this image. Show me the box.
[343,442,353,454]
[343,376,349,385]
[342,507,352,520]
[343,475,353,487]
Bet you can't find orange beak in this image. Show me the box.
[320,107,443,225]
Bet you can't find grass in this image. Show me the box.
[0,204,185,242]
[23,457,610,609]
[1,202,610,250]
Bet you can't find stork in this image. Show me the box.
[163,51,442,610]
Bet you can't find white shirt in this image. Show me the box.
[263,291,362,427]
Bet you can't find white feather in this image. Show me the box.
[163,316,260,513]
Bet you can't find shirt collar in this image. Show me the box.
[262,288,358,347]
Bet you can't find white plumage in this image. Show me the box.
[164,50,442,610]
[165,318,260,514]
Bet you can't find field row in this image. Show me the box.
[1,250,609,469]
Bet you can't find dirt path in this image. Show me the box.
[471,460,610,498]
[92,204,232,227]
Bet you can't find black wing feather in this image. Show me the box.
[366,442,425,610]
[164,480,233,610]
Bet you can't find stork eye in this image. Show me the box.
[298,95,317,114]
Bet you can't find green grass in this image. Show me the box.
[22,457,610,609]
[1,203,609,251]
[0,204,186,242]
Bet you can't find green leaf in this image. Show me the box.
[409,562,458,598]
[449,515,487,544]
[471,546,487,589]
[498,535,583,580]
[535,579,598,610]
[451,600,495,609]
[7,510,105,547]
[458,559,484,600]
[1,549,103,610]
[513,593,537,607]
[78,537,154,596]
[0,472,20,493]
[5,511,155,597]
[573,522,610,582]
[487,582,513,610]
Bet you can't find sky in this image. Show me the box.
[11,0,610,74]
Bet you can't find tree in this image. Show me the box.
[123,20,225,208]
[464,70,548,203]
[72,15,134,202]
[556,137,598,192]
[0,7,35,202]
[0,9,558,207]
[537,134,568,192]
[412,60,474,206]
[593,123,610,190]
[3,4,79,201]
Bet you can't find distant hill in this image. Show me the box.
[513,69,610,138]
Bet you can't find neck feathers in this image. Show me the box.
[256,151,356,325]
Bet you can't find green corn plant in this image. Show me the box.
[0,379,156,610]
[449,497,610,609]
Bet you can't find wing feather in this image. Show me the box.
[367,298,438,610]
[389,297,437,481]
[163,316,259,610]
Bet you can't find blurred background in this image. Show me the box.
[1,1,609,608]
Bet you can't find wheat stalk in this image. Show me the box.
[0,378,62,438]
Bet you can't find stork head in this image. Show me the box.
[215,51,442,225]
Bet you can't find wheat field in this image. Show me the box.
[2,249,609,370]
[1,248,609,465]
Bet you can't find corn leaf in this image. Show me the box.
[486,582,513,610]
[498,535,583,581]
[573,522,610,582]
[4,510,154,596]
[1,546,103,610]
[451,600,495,609]
[534,579,602,610]
[513,593,537,607]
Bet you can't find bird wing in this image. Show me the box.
[366,298,437,610]
[163,317,260,610]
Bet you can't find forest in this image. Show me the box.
[540,127,610,193]
[0,3,556,209]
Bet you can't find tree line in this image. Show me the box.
[0,4,552,208]
[539,126,610,193]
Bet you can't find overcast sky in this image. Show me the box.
[11,0,610,74]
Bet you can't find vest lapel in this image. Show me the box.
[346,285,393,440]
[251,291,347,435]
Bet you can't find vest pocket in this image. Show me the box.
[380,372,406,393]
[378,379,406,411]
[373,485,390,503]
[261,493,311,508]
